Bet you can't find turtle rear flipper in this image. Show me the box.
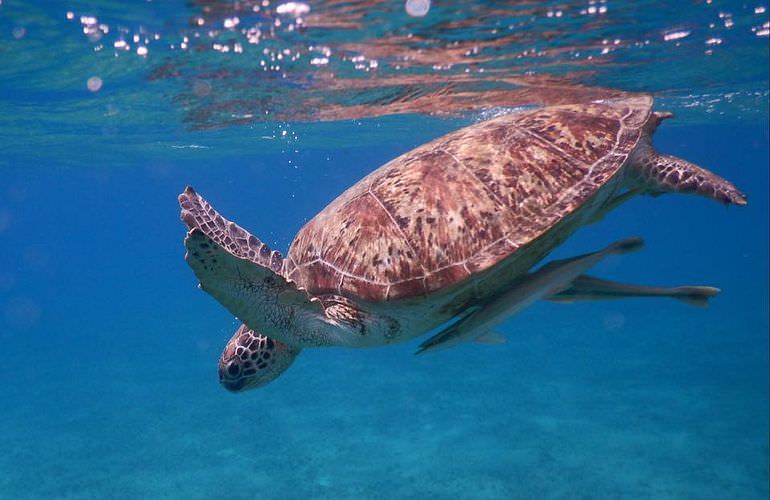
[633,153,747,205]
[630,112,747,206]
[180,187,333,346]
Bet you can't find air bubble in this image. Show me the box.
[405,0,430,17]
[87,76,103,92]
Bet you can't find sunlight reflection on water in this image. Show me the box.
[28,0,764,128]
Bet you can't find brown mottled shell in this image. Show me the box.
[284,96,652,302]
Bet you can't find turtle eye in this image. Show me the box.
[226,361,240,377]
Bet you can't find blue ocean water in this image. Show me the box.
[1,1,768,499]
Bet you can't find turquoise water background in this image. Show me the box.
[1,1,768,499]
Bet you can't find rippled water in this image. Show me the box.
[2,0,768,159]
[1,1,768,499]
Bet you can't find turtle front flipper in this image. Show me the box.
[179,187,339,347]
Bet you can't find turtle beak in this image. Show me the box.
[218,360,246,392]
[220,378,246,392]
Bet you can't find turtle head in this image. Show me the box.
[218,324,301,392]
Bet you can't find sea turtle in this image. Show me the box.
[179,95,746,392]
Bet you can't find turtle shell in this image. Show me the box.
[284,95,652,302]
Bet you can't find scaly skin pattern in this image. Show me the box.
[218,324,301,391]
[628,112,747,205]
[180,187,284,273]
